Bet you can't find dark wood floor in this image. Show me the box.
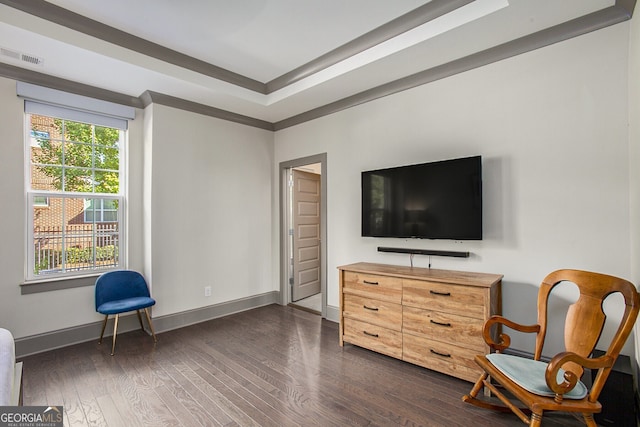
[21,304,589,426]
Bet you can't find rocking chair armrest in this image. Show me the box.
[482,315,541,352]
[545,352,614,397]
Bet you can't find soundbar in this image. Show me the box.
[377,247,470,258]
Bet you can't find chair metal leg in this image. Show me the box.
[110,314,119,356]
[98,315,108,344]
[144,308,157,343]
[136,310,145,331]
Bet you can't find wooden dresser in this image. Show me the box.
[338,262,502,382]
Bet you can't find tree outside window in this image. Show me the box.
[28,114,123,278]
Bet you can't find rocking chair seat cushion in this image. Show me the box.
[486,353,588,400]
[97,296,156,315]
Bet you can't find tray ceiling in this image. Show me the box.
[0,0,628,126]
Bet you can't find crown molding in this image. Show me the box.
[141,91,275,131]
[0,61,144,108]
[0,0,635,131]
[265,0,474,92]
[0,0,473,96]
[0,0,267,94]
[273,0,636,130]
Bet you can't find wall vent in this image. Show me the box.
[1,47,44,66]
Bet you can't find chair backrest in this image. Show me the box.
[534,269,639,398]
[95,270,151,310]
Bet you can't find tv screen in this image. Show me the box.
[361,156,482,240]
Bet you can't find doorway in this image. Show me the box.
[279,154,327,317]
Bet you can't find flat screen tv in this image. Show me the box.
[361,155,482,240]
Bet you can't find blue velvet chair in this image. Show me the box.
[95,270,157,355]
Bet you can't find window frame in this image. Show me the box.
[24,113,128,283]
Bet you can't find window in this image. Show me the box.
[19,82,134,284]
[33,196,49,207]
[26,113,125,279]
[84,198,118,223]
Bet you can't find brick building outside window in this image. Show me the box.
[28,114,122,278]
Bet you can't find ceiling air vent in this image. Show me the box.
[21,53,43,65]
[1,47,44,66]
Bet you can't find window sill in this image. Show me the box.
[21,274,100,294]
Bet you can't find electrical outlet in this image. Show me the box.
[204,286,212,297]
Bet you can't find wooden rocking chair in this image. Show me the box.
[462,269,639,426]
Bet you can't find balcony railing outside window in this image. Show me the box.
[33,223,119,275]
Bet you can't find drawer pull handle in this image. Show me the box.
[430,319,451,327]
[363,305,379,311]
[363,280,379,285]
[430,349,451,358]
[430,290,451,296]
[363,331,379,338]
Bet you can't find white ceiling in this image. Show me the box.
[45,0,431,83]
[0,0,621,123]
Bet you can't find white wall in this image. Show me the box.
[146,104,274,317]
[0,78,274,341]
[628,9,640,369]
[274,23,633,357]
[0,76,146,337]
[0,14,635,361]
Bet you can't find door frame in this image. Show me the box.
[279,153,327,317]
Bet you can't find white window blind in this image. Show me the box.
[17,82,134,130]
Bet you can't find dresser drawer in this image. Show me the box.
[338,263,502,383]
[342,271,402,303]
[402,306,486,353]
[402,279,486,318]
[403,333,481,382]
[343,318,402,359]
[343,294,402,331]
